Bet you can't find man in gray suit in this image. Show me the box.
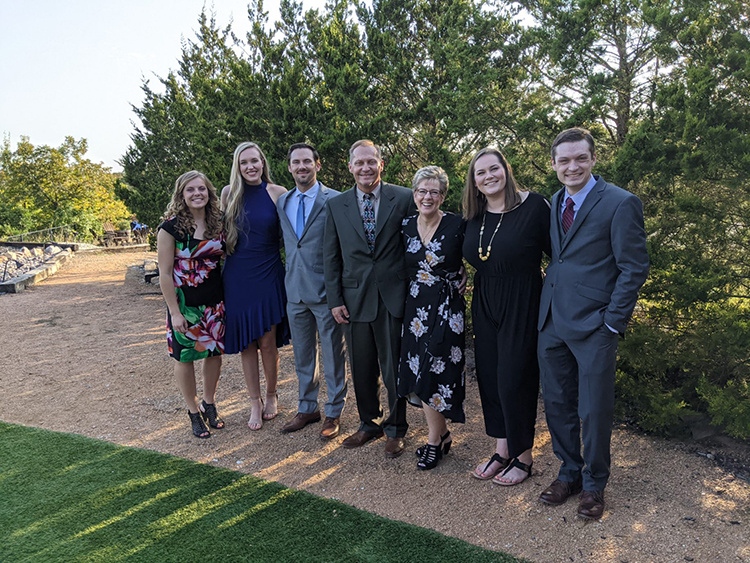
[538,128,649,519]
[323,139,415,458]
[277,143,347,440]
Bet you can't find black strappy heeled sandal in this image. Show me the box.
[200,400,225,429]
[417,443,443,470]
[189,410,210,439]
[415,430,452,458]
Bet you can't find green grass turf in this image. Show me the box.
[0,422,527,563]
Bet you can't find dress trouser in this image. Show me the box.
[345,297,407,438]
[538,313,619,491]
[287,300,347,418]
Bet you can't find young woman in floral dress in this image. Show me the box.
[157,170,226,438]
[397,166,466,470]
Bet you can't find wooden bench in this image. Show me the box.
[102,223,131,246]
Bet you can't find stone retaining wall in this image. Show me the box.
[0,245,72,293]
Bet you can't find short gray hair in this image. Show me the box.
[412,165,449,196]
[349,139,382,162]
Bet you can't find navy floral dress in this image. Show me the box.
[397,212,466,423]
[159,218,225,363]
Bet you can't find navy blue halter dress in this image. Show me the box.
[223,181,290,354]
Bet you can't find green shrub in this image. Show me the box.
[617,302,750,439]
[697,377,750,440]
[148,231,158,252]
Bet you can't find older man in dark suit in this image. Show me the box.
[538,128,649,519]
[323,139,415,458]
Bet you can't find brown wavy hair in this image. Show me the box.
[162,170,222,239]
[462,148,521,221]
[223,142,273,255]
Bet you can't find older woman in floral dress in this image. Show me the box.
[158,170,226,439]
[397,166,466,471]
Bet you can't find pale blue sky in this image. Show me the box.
[0,1,325,172]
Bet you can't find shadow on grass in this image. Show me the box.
[0,422,527,563]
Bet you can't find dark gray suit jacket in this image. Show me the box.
[277,184,338,305]
[323,182,415,323]
[538,175,649,339]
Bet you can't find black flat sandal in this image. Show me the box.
[415,430,452,458]
[471,452,510,480]
[417,443,443,471]
[492,458,533,486]
[189,410,210,438]
[200,400,225,429]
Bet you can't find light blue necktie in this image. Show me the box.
[295,193,306,239]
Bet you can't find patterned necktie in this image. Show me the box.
[362,193,376,252]
[295,193,306,239]
[562,197,575,233]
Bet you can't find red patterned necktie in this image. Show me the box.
[562,197,575,233]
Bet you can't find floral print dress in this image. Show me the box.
[397,212,466,423]
[159,218,225,363]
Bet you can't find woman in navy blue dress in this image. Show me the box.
[222,142,290,430]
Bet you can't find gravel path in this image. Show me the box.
[3,250,749,563]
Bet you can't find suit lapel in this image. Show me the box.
[560,177,604,253]
[375,182,396,238]
[300,186,327,240]
[342,187,370,247]
[550,189,564,255]
[278,190,295,237]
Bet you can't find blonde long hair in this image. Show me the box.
[162,170,222,239]
[462,148,521,220]
[223,142,273,254]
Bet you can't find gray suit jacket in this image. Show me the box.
[278,184,339,304]
[538,175,649,339]
[324,182,415,323]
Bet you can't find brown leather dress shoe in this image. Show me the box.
[384,437,406,458]
[319,417,340,440]
[341,429,384,448]
[281,411,321,433]
[577,490,605,520]
[539,478,583,506]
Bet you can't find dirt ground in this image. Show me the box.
[3,249,749,563]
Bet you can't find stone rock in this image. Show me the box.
[0,245,53,282]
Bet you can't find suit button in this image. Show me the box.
[297,243,301,248]
[558,259,563,263]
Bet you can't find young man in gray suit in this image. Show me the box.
[323,139,415,458]
[277,143,347,440]
[538,128,649,519]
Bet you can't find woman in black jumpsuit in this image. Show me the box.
[462,148,551,485]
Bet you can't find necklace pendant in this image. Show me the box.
[480,254,489,261]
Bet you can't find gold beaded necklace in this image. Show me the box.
[478,212,503,261]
